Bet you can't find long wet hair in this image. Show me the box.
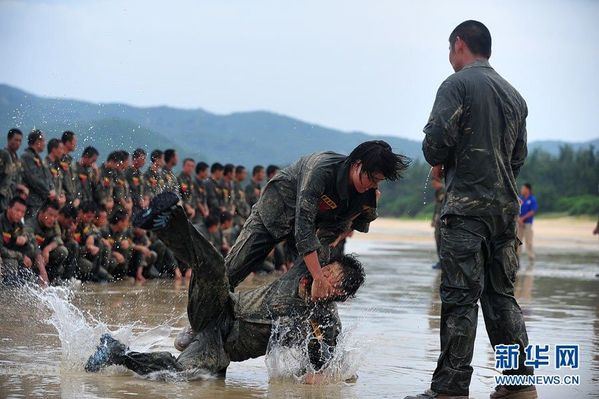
[347,140,411,182]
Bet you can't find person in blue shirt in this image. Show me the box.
[518,183,538,261]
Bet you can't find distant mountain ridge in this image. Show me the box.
[0,84,596,166]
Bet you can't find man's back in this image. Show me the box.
[424,59,528,217]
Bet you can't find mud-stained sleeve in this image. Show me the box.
[294,169,327,256]
[511,105,528,179]
[307,307,341,371]
[422,78,465,166]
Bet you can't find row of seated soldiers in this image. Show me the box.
[0,128,293,285]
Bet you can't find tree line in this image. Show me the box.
[377,145,599,218]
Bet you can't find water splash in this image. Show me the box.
[265,319,364,384]
[422,167,433,206]
[24,284,174,372]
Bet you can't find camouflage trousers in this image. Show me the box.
[112,207,232,375]
[431,214,533,396]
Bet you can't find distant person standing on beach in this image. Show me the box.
[407,20,536,399]
[517,183,538,261]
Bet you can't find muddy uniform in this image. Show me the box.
[0,212,38,283]
[233,181,250,228]
[205,177,224,216]
[125,167,145,211]
[95,164,115,207]
[432,186,446,259]
[21,148,54,219]
[422,59,531,396]
[177,172,195,210]
[143,167,164,202]
[46,157,64,202]
[107,208,340,376]
[0,148,23,211]
[25,217,68,282]
[60,154,78,205]
[244,180,262,209]
[75,163,98,204]
[225,152,377,288]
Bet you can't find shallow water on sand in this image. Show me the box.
[1,240,598,399]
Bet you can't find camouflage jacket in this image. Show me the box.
[125,167,145,208]
[143,166,164,200]
[244,180,262,208]
[0,211,37,261]
[422,59,528,217]
[25,216,63,250]
[75,162,98,204]
[178,172,195,206]
[94,164,116,206]
[233,180,250,221]
[0,148,23,203]
[21,147,54,208]
[205,177,224,215]
[46,156,64,199]
[60,154,78,203]
[255,152,378,256]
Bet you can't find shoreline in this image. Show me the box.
[351,216,599,255]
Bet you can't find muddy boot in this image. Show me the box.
[174,326,196,352]
[85,333,128,372]
[133,191,179,231]
[405,390,468,399]
[490,385,537,399]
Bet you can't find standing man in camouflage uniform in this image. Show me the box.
[112,151,132,212]
[75,146,100,205]
[178,158,197,220]
[225,141,409,298]
[222,164,235,214]
[205,162,225,216]
[143,150,164,202]
[0,129,28,211]
[0,197,47,285]
[46,139,67,208]
[233,165,250,228]
[95,152,118,212]
[126,148,147,212]
[60,131,79,207]
[21,130,55,220]
[193,161,210,226]
[162,149,179,194]
[245,165,265,209]
[406,21,535,399]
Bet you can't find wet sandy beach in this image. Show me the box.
[0,218,598,398]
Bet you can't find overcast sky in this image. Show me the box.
[1,0,597,142]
